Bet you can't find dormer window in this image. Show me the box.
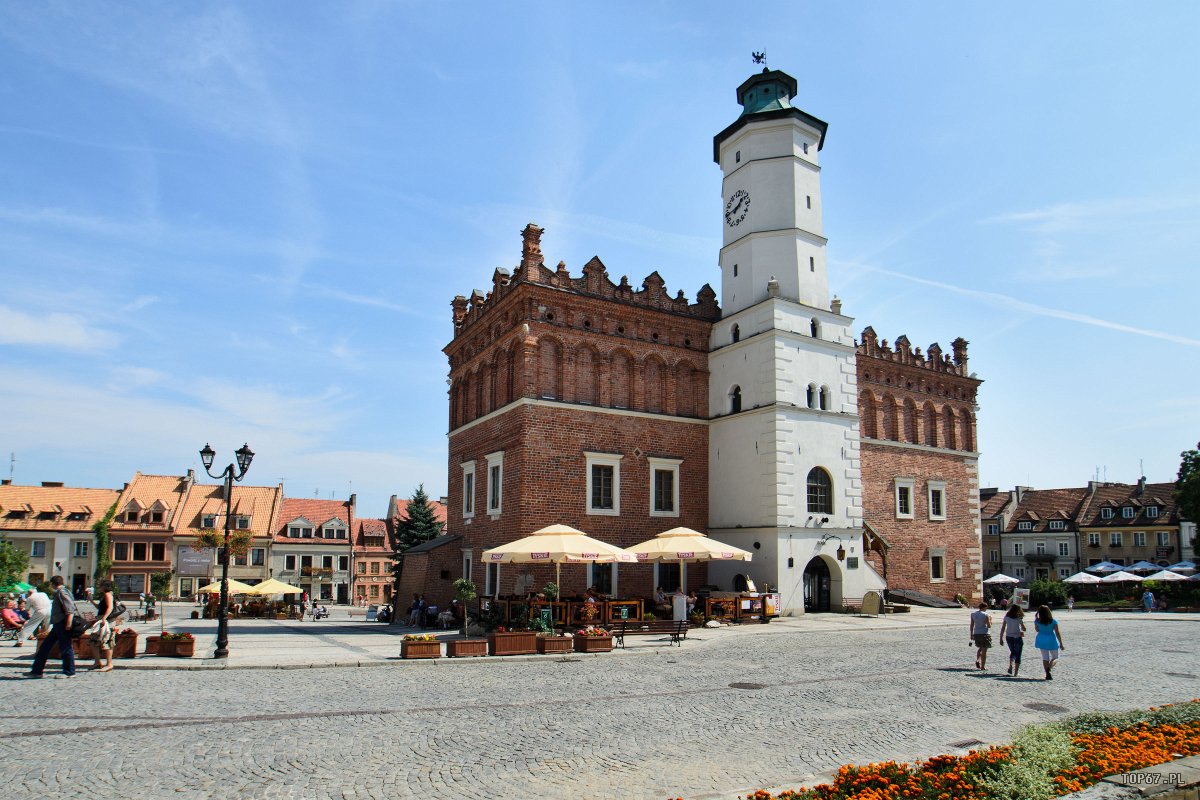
[67,511,88,522]
[302,527,314,538]
[7,510,27,520]
[1049,520,1066,531]
[149,511,163,524]
[237,516,250,530]
[1121,506,1135,519]
[202,515,217,529]
[38,510,57,520]
[288,526,301,538]
[125,510,139,523]
[1101,508,1114,520]
[1146,505,1159,518]
[1017,521,1033,531]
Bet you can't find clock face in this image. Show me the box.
[724,189,750,227]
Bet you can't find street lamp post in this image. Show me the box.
[199,442,254,659]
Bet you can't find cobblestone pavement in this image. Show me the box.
[0,613,1196,799]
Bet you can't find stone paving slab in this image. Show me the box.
[1,607,1196,800]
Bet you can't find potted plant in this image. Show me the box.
[573,625,613,653]
[159,632,195,657]
[541,582,559,601]
[145,634,160,655]
[113,628,138,659]
[446,638,487,658]
[401,633,441,659]
[487,626,538,656]
[452,577,477,636]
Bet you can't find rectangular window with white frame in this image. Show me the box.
[927,481,946,520]
[986,522,999,535]
[929,548,946,582]
[485,562,499,598]
[1058,542,1070,557]
[31,541,46,558]
[1035,542,1046,555]
[989,549,999,563]
[251,548,265,567]
[73,540,89,558]
[895,478,914,519]
[285,554,296,570]
[1059,567,1071,579]
[1157,531,1170,546]
[1014,567,1026,579]
[1110,532,1122,546]
[648,457,681,517]
[461,460,476,518]
[485,451,504,515]
[585,452,622,516]
[1049,520,1065,531]
[1013,542,1024,556]
[461,550,472,583]
[1133,531,1146,547]
[1088,533,1101,546]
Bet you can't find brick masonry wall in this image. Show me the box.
[396,544,465,611]
[449,402,709,599]
[860,440,982,601]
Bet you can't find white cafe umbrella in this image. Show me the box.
[1143,570,1190,582]
[1166,561,1197,573]
[982,574,1019,584]
[626,527,753,594]
[1099,570,1144,583]
[1126,560,1162,573]
[1062,571,1102,585]
[481,524,634,600]
[1086,561,1124,573]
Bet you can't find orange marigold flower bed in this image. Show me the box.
[721,701,1200,800]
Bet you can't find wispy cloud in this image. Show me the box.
[848,263,1200,348]
[301,283,438,320]
[0,305,119,351]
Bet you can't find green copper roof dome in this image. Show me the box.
[736,68,799,116]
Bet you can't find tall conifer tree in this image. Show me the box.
[390,485,445,616]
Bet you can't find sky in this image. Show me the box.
[1,2,1198,517]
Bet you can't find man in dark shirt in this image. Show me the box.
[27,575,79,678]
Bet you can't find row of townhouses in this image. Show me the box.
[981,478,1197,583]
[0,473,446,603]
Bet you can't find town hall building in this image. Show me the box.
[441,66,983,613]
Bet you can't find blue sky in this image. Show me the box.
[1,2,1197,517]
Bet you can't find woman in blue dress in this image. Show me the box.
[1033,605,1065,680]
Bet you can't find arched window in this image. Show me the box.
[806,384,816,409]
[959,408,973,451]
[676,362,695,417]
[943,406,957,450]
[924,402,938,447]
[576,346,597,405]
[729,385,742,414]
[644,357,664,413]
[860,391,878,438]
[810,318,820,338]
[611,350,633,409]
[819,386,829,411]
[538,338,561,400]
[731,324,740,343]
[903,398,918,443]
[807,467,833,514]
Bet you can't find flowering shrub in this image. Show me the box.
[714,700,1200,800]
[403,633,437,642]
[159,632,194,641]
[575,626,610,637]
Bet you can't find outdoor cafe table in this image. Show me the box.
[480,598,644,627]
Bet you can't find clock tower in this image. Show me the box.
[706,66,879,614]
[714,68,829,314]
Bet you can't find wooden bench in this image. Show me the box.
[612,619,689,648]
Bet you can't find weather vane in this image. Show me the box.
[752,51,767,66]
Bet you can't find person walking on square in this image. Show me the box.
[1034,605,1065,680]
[969,601,992,670]
[27,575,80,678]
[15,585,51,647]
[89,579,122,673]
[1142,590,1155,613]
[1066,595,1074,612]
[999,605,1026,676]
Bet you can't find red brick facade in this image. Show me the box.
[856,328,984,601]
[446,224,717,599]
[396,536,464,611]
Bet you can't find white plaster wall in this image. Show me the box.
[720,233,829,312]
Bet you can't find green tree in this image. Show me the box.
[452,578,477,635]
[1176,443,1200,550]
[390,485,445,622]
[0,534,30,588]
[92,502,117,582]
[150,570,174,634]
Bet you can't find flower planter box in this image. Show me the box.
[573,636,613,653]
[401,640,442,659]
[145,635,160,655]
[488,631,538,656]
[173,639,196,658]
[537,636,574,655]
[446,639,487,658]
[158,638,176,657]
[114,631,138,659]
[74,636,95,660]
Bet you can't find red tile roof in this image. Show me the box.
[389,498,448,525]
[275,497,353,544]
[1005,488,1089,533]
[979,489,1014,519]
[110,473,194,533]
[0,484,120,531]
[1077,482,1180,528]
[179,482,282,539]
[354,518,392,554]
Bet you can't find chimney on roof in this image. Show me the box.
[1,479,10,486]
[186,469,195,483]
[1136,476,1146,496]
[41,481,65,487]
[439,496,448,506]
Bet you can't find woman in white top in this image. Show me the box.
[999,605,1026,677]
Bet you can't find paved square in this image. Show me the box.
[0,610,1196,799]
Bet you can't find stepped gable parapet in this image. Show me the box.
[450,223,721,341]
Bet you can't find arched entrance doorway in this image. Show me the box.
[803,557,832,613]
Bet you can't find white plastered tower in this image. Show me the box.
[706,68,883,614]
